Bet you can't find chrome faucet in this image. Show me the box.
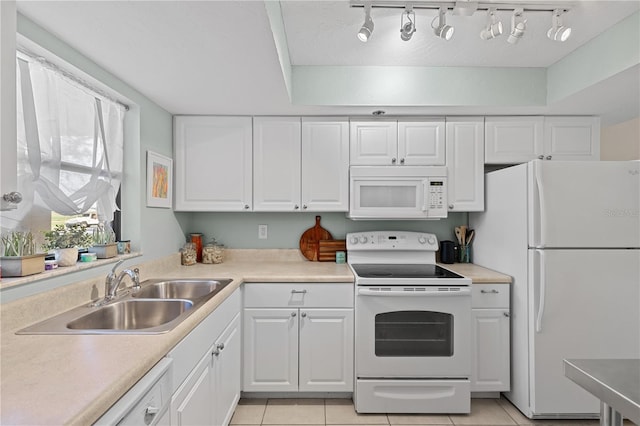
[103,260,140,302]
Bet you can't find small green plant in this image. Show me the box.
[1,231,36,256]
[42,223,93,251]
[92,222,116,245]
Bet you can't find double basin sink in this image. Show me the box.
[17,279,233,335]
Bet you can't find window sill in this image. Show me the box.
[0,253,142,291]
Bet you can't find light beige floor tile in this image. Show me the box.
[230,398,267,424]
[325,399,389,425]
[262,398,325,425]
[449,399,517,425]
[387,413,453,425]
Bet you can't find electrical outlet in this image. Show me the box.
[258,224,268,239]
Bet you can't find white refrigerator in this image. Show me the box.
[470,160,640,419]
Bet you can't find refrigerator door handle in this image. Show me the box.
[534,162,547,247]
[535,249,546,333]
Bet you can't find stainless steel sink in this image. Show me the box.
[66,299,193,331]
[131,279,232,300]
[17,278,233,335]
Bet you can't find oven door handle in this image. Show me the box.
[357,288,471,297]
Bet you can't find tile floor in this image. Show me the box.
[230,397,632,426]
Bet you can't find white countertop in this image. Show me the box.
[0,250,511,425]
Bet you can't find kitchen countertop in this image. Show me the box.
[0,250,510,425]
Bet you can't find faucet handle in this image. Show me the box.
[110,259,125,274]
[132,268,141,290]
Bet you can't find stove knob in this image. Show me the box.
[418,236,427,244]
[428,237,436,245]
[350,236,359,245]
[359,236,368,244]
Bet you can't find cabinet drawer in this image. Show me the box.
[244,283,353,308]
[472,284,509,308]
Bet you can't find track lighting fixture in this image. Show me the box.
[432,7,454,40]
[479,8,503,40]
[547,9,571,42]
[357,3,374,42]
[400,7,416,41]
[507,8,526,44]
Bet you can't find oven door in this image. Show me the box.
[355,286,471,378]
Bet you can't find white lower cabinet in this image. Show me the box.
[169,289,241,426]
[471,284,510,393]
[243,283,354,393]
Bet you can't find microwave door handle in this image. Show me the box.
[422,180,428,212]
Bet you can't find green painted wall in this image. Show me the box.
[182,211,468,249]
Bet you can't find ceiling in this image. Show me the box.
[15,1,640,125]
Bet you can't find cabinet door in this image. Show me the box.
[301,118,349,211]
[485,117,544,164]
[350,121,398,165]
[471,309,510,392]
[174,116,252,211]
[253,117,302,211]
[543,117,600,161]
[243,308,299,391]
[213,313,241,426]
[446,118,485,212]
[0,1,17,211]
[172,351,214,426]
[398,120,446,165]
[299,309,354,392]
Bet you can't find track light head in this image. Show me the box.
[479,8,503,40]
[400,8,416,41]
[547,9,571,42]
[432,7,454,40]
[357,4,374,42]
[507,8,526,44]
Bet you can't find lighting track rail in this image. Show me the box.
[350,1,571,14]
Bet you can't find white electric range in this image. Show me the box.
[347,231,471,414]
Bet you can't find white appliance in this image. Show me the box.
[348,231,472,413]
[470,160,640,419]
[348,166,448,220]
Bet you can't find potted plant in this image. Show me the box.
[42,223,93,267]
[88,222,117,259]
[0,231,46,277]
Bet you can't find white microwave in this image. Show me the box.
[348,166,448,220]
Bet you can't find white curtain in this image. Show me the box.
[15,57,124,223]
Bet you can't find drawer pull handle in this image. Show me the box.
[291,289,307,294]
[145,406,160,417]
[480,289,499,294]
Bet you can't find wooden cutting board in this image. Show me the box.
[318,240,346,262]
[299,216,333,261]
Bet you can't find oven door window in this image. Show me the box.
[375,310,453,357]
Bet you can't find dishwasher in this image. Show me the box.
[95,358,172,426]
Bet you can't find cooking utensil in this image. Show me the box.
[460,225,467,246]
[299,216,333,261]
[466,229,475,245]
[454,227,463,245]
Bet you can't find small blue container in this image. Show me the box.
[335,251,346,264]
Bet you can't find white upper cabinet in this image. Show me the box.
[543,116,600,161]
[350,120,398,165]
[446,117,485,212]
[301,118,349,212]
[485,117,544,164]
[253,117,302,211]
[174,116,252,211]
[350,119,445,166]
[485,116,600,164]
[0,1,17,211]
[398,120,446,165]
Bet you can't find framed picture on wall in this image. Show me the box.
[146,151,173,208]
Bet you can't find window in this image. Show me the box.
[0,51,125,249]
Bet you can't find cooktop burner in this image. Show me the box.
[350,264,464,279]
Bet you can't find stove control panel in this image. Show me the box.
[346,231,438,251]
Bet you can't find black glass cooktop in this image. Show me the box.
[350,264,463,279]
